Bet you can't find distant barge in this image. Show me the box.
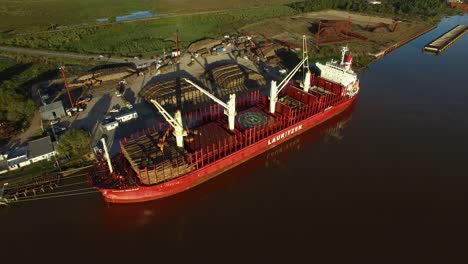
[423,24,467,53]
[89,38,361,203]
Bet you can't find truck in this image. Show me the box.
[115,111,138,123]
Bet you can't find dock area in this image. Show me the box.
[424,24,467,53]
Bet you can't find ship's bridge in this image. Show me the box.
[315,62,357,87]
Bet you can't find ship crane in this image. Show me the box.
[184,79,237,131]
[269,35,310,114]
[150,100,187,148]
[100,137,113,174]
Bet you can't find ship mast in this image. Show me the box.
[184,79,237,131]
[340,46,349,66]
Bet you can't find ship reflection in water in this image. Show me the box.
[266,102,354,169]
[102,101,356,231]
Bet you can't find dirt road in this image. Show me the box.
[0,45,153,65]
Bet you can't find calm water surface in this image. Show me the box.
[1,15,467,263]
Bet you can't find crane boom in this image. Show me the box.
[59,66,75,108]
[150,99,182,129]
[269,35,310,114]
[100,137,113,174]
[183,79,228,109]
[184,79,236,130]
[275,56,309,96]
[150,99,186,147]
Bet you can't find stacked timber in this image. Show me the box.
[187,38,223,56]
[121,133,191,185]
[211,64,245,90]
[210,64,266,96]
[140,79,212,107]
[71,64,137,87]
[90,64,136,82]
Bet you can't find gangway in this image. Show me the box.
[183,79,237,131]
[269,35,310,114]
[150,100,187,147]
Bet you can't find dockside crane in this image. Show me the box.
[183,79,236,131]
[150,100,187,148]
[59,66,75,108]
[269,35,310,114]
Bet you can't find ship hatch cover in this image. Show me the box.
[238,112,267,128]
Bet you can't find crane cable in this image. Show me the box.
[54,180,88,189]
[60,172,89,180]
[16,187,96,199]
[6,190,99,204]
[1,173,99,205]
[2,186,98,204]
[2,172,88,192]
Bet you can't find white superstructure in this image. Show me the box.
[315,47,360,97]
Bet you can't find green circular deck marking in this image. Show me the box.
[238,112,267,128]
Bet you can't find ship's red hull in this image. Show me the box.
[98,96,356,203]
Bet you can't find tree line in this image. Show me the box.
[288,0,459,19]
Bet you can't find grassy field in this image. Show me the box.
[0,0,295,32]
[1,5,298,56]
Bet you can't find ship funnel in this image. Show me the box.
[344,55,352,70]
[100,137,113,174]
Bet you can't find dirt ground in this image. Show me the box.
[241,10,433,57]
[302,10,394,25]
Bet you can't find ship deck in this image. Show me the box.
[121,133,193,185]
[117,79,349,186]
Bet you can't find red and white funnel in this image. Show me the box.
[344,55,352,70]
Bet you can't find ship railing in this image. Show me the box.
[178,93,348,176]
[132,89,347,185]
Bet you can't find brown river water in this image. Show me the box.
[0,15,467,263]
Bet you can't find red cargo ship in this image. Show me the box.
[89,41,360,203]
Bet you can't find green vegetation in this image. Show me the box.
[0,53,102,135]
[59,157,93,171]
[0,160,56,183]
[288,0,460,20]
[55,129,91,158]
[0,0,155,32]
[1,5,298,57]
[0,0,295,32]
[0,61,46,126]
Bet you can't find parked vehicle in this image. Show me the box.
[110,106,120,113]
[53,125,66,132]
